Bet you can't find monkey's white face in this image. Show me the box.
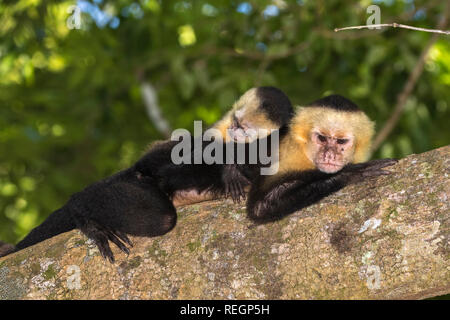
[227,109,271,142]
[308,130,355,173]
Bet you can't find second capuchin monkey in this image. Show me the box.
[6,87,293,262]
[245,94,397,223]
[170,86,294,205]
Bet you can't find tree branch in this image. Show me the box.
[334,23,450,35]
[1,145,449,299]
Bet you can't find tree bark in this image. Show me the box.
[0,146,449,300]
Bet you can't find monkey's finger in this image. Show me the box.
[92,223,129,256]
[225,183,231,198]
[229,182,236,201]
[235,182,242,202]
[108,234,130,256]
[106,251,115,264]
[238,183,246,202]
[115,231,133,247]
[349,159,397,173]
[240,175,251,185]
[236,182,246,203]
[102,227,131,255]
[94,237,115,263]
[362,169,392,177]
[99,240,115,263]
[231,183,240,203]
[107,227,133,247]
[366,159,398,169]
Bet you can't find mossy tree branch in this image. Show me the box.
[0,146,449,300]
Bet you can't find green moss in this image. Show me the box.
[386,208,399,221]
[45,243,65,259]
[187,240,201,252]
[128,256,142,269]
[419,162,434,178]
[351,201,372,224]
[391,181,406,192]
[147,241,168,267]
[74,239,85,246]
[42,264,57,280]
[7,251,28,267]
[30,262,41,276]
[46,292,58,300]
[119,255,142,274]
[252,253,269,272]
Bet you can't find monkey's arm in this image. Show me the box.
[141,138,251,203]
[171,165,252,206]
[247,159,397,223]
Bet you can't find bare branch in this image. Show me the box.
[335,23,450,35]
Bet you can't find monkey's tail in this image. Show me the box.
[14,207,76,252]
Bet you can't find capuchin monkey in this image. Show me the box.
[149,87,294,206]
[245,94,397,223]
[169,86,293,205]
[3,87,293,262]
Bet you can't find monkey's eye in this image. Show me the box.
[240,122,249,130]
[317,134,327,142]
[232,115,241,128]
[337,138,349,145]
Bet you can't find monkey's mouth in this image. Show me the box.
[316,162,344,173]
[228,128,257,142]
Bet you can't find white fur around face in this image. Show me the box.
[292,106,375,163]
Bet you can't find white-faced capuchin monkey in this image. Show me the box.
[2,87,294,262]
[244,94,397,223]
[171,86,293,206]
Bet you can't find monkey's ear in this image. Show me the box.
[293,134,308,143]
[290,119,310,144]
[353,117,375,163]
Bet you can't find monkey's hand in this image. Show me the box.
[339,158,398,184]
[75,217,133,263]
[222,164,251,203]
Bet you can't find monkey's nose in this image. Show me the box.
[324,150,336,161]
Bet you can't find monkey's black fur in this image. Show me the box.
[14,168,177,261]
[308,94,360,112]
[8,87,294,262]
[257,86,294,125]
[246,159,397,223]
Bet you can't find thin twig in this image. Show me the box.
[335,23,450,35]
[321,3,440,39]
[371,6,449,154]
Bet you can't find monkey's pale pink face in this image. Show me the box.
[228,108,273,142]
[310,131,355,173]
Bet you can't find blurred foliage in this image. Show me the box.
[0,0,449,243]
